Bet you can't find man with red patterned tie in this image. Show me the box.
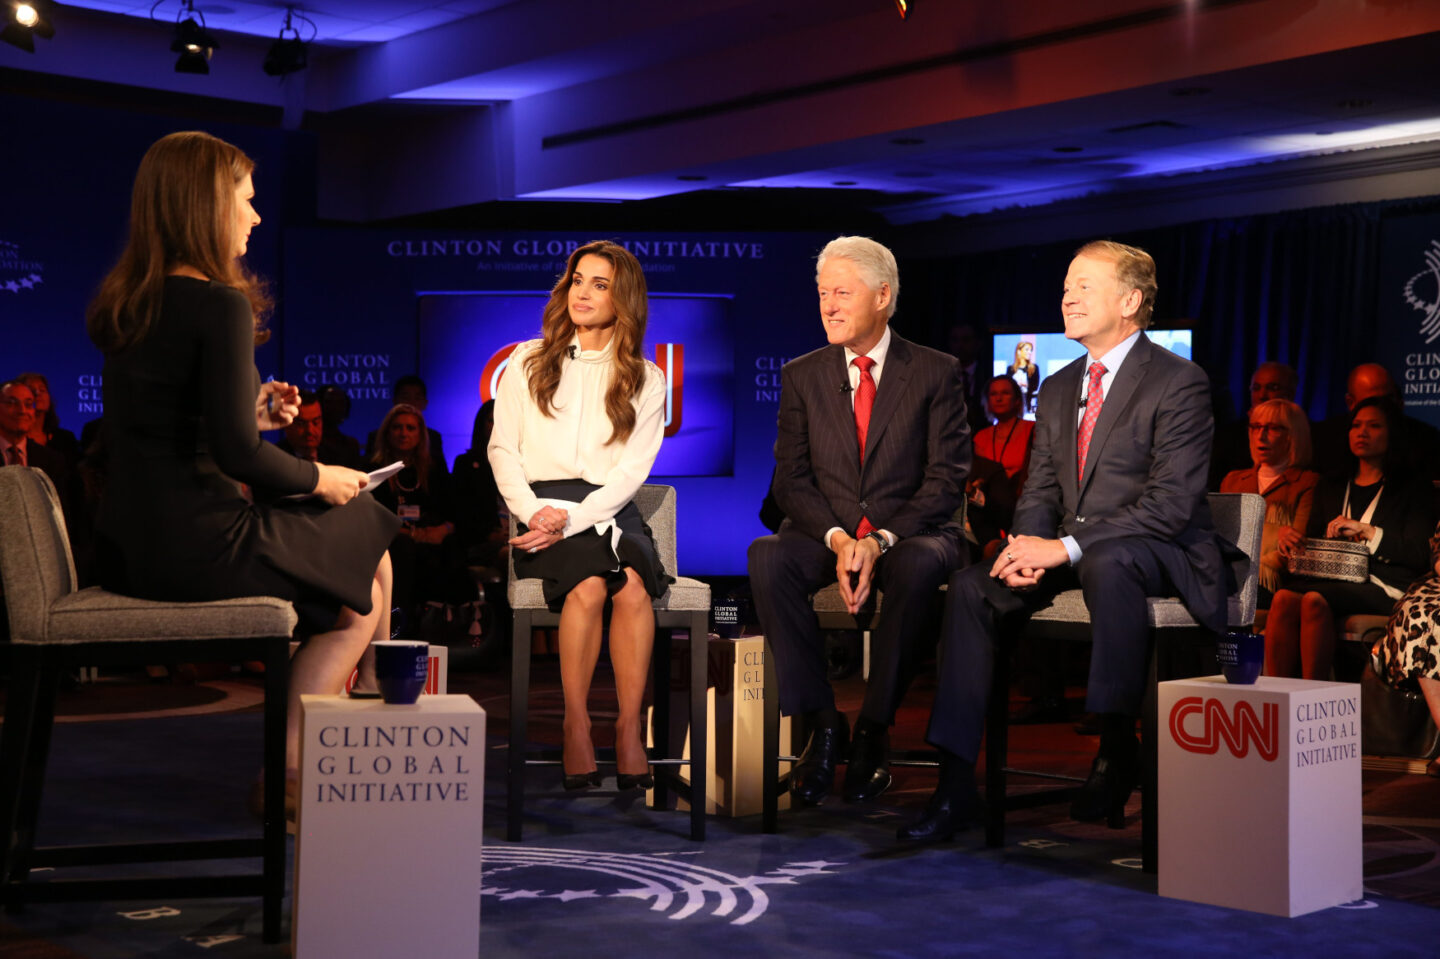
[900,241,1228,842]
[749,236,970,807]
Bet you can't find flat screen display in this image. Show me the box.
[989,329,1193,420]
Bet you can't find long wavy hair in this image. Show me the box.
[372,404,433,495]
[525,240,648,445]
[86,131,272,354]
[16,372,59,438]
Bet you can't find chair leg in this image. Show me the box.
[762,636,779,834]
[984,636,1011,849]
[507,610,533,842]
[651,626,672,810]
[7,648,61,891]
[688,613,707,841]
[260,637,289,944]
[0,645,45,894]
[1142,650,1159,874]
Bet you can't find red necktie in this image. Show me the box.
[1077,362,1107,481]
[853,356,876,538]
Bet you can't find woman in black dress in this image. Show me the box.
[86,131,399,797]
[488,241,669,790]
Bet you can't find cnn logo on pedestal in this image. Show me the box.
[1168,696,1279,762]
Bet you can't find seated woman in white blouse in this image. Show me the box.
[488,240,669,792]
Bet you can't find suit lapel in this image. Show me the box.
[1078,334,1152,494]
[815,345,862,480]
[861,335,911,472]
[1054,359,1083,505]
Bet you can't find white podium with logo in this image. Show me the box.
[293,695,485,958]
[1158,676,1361,917]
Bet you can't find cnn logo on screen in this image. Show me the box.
[478,342,684,438]
[1168,696,1279,762]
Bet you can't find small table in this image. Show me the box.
[1158,676,1361,917]
[293,695,485,957]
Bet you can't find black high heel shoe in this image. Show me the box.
[563,770,603,791]
[1069,753,1138,828]
[615,770,654,791]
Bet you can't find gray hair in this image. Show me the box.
[815,236,899,318]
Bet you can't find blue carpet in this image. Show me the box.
[4,709,1438,957]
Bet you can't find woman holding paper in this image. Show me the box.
[86,131,398,811]
[488,240,669,791]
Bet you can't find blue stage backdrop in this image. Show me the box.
[281,230,839,575]
[1378,211,1440,429]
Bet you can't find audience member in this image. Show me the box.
[963,453,1016,564]
[370,403,471,619]
[1218,398,1319,606]
[276,389,362,468]
[1375,520,1440,776]
[749,235,969,807]
[451,400,506,570]
[972,374,1034,495]
[487,240,670,790]
[1312,363,1440,481]
[317,384,364,466]
[1,379,74,517]
[17,371,80,469]
[1265,397,1436,679]
[947,320,992,436]
[1007,340,1041,414]
[906,240,1225,842]
[367,374,445,466]
[1210,361,1299,485]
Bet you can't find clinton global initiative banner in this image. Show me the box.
[1378,211,1440,430]
[281,230,833,574]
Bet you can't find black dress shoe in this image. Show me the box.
[1069,753,1137,828]
[563,770,603,791]
[791,715,850,806]
[843,722,892,803]
[897,759,979,843]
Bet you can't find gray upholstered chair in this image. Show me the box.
[0,466,293,942]
[506,484,711,841]
[982,491,1266,872]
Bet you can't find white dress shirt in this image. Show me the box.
[488,336,666,539]
[826,325,897,552]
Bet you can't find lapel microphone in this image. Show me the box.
[839,382,852,393]
[1077,395,1088,408]
[567,345,579,359]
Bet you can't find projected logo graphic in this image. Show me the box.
[1168,697,1279,761]
[0,240,44,294]
[1404,239,1440,344]
[480,847,843,924]
[480,341,685,438]
[420,292,732,476]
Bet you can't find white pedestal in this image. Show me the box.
[648,634,794,817]
[1158,676,1361,917]
[294,695,485,958]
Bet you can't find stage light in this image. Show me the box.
[263,7,314,77]
[2,1,56,53]
[170,1,219,75]
[894,0,911,20]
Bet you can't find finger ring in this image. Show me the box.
[1007,551,1015,561]
[528,547,538,553]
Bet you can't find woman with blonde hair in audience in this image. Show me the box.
[1218,399,1319,608]
[488,240,670,791]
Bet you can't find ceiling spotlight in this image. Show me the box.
[1,1,57,53]
[170,1,219,75]
[264,7,315,77]
[894,0,911,20]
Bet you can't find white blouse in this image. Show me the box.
[487,336,666,539]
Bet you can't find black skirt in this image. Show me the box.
[512,479,671,612]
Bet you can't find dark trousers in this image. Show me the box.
[748,525,962,725]
[926,536,1180,763]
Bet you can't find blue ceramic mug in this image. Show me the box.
[1218,631,1264,685]
[374,640,429,705]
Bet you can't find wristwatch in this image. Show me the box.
[866,530,890,554]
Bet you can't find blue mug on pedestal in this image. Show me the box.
[1218,631,1264,685]
[374,640,429,704]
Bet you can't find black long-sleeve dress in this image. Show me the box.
[95,277,398,632]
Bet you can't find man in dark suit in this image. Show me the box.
[749,236,970,806]
[1,380,71,501]
[276,389,363,469]
[900,241,1228,842]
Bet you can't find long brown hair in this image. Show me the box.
[372,404,432,494]
[86,131,273,354]
[526,240,649,444]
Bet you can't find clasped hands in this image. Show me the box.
[1324,516,1375,544]
[831,532,882,615]
[512,505,567,553]
[990,534,1069,589]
